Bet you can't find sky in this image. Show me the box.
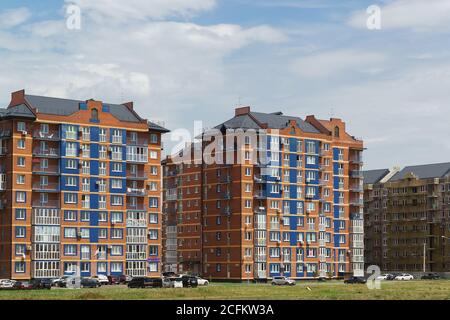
[1,0,450,170]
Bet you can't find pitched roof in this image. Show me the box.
[363,169,390,185]
[148,121,170,133]
[24,94,142,123]
[215,111,320,133]
[0,104,35,119]
[390,162,450,181]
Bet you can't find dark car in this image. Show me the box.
[30,278,52,290]
[421,273,440,280]
[176,275,198,288]
[344,276,367,284]
[107,275,121,285]
[81,278,101,288]
[127,277,163,289]
[119,275,132,284]
[12,281,34,290]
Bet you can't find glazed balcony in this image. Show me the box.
[127,187,146,197]
[33,147,60,158]
[32,200,60,208]
[32,182,60,192]
[32,164,60,175]
[33,130,60,141]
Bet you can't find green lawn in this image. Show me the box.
[1,280,450,300]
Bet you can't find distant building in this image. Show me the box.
[0,89,169,280]
[162,106,365,281]
[364,163,450,272]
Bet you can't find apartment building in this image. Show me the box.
[364,163,450,272]
[162,106,364,281]
[0,89,168,280]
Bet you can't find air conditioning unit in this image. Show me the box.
[26,245,32,251]
[21,130,27,135]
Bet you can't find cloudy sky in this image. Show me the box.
[0,0,449,170]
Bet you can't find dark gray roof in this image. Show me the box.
[24,95,141,123]
[148,121,170,133]
[363,169,390,185]
[215,111,320,133]
[390,162,450,181]
[0,104,35,119]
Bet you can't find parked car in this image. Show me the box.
[81,278,101,288]
[174,275,198,288]
[376,274,395,281]
[196,277,209,286]
[127,277,163,289]
[53,276,71,287]
[30,278,52,290]
[0,279,16,289]
[92,275,109,285]
[395,274,414,281]
[162,277,175,288]
[271,276,296,286]
[119,275,132,284]
[421,273,440,280]
[344,276,367,284]
[107,275,121,285]
[12,281,34,290]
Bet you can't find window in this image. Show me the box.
[111,228,123,239]
[15,244,26,256]
[111,212,123,223]
[111,179,123,189]
[15,209,26,220]
[111,246,123,256]
[99,128,107,142]
[149,197,158,208]
[64,245,77,256]
[64,228,77,238]
[334,126,340,137]
[17,139,25,149]
[148,230,158,240]
[66,142,77,157]
[66,176,77,187]
[40,123,49,134]
[98,211,107,222]
[80,228,90,238]
[150,166,158,175]
[15,262,26,273]
[99,228,107,239]
[99,162,107,176]
[111,262,122,273]
[149,213,158,224]
[150,134,158,143]
[66,125,77,140]
[80,211,90,222]
[149,246,158,256]
[17,121,26,132]
[91,108,99,121]
[65,193,77,204]
[16,174,25,185]
[64,211,77,221]
[17,157,25,167]
[111,195,123,206]
[66,159,77,169]
[16,191,26,203]
[15,226,26,238]
[112,163,122,172]
[150,151,158,159]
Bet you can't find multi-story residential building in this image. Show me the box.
[0,89,168,280]
[162,106,364,281]
[364,163,450,273]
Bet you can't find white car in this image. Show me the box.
[376,274,392,281]
[92,274,109,285]
[0,279,16,288]
[395,274,414,281]
[196,277,209,286]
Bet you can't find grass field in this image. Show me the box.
[1,280,450,300]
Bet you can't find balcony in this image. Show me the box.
[254,222,266,230]
[222,207,231,216]
[32,165,59,175]
[126,203,146,211]
[254,254,267,263]
[254,207,266,214]
[127,188,146,196]
[33,130,60,141]
[127,137,149,147]
[126,153,148,163]
[350,170,363,178]
[349,156,363,164]
[32,200,60,208]
[254,175,265,183]
[254,238,267,246]
[350,185,363,192]
[0,147,7,156]
[33,147,60,158]
[254,191,267,199]
[126,252,147,260]
[126,235,147,244]
[350,199,364,207]
[32,208,60,225]
[127,171,148,180]
[126,218,148,228]
[32,182,60,192]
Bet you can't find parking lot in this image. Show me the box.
[1,279,450,300]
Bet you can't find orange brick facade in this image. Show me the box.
[163,107,364,281]
[0,90,168,280]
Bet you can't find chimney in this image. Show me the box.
[9,89,26,107]
[235,106,250,116]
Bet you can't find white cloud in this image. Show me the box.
[291,49,387,78]
[0,7,31,29]
[66,0,216,23]
[348,0,450,31]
